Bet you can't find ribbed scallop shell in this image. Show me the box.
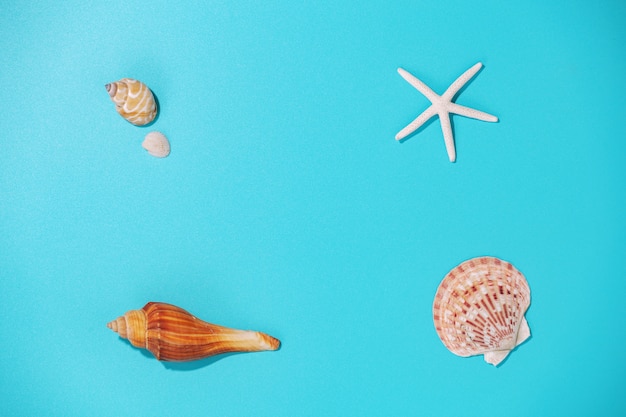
[142,131,170,158]
[105,78,157,126]
[433,257,531,366]
[107,302,280,362]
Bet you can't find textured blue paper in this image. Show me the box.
[1,1,625,416]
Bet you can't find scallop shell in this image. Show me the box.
[105,78,157,126]
[433,256,531,366]
[107,302,281,362]
[142,131,170,158]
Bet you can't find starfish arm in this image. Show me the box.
[397,68,440,102]
[439,112,456,162]
[442,62,483,101]
[448,102,498,122]
[395,106,437,140]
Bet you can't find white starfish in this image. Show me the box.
[396,62,498,162]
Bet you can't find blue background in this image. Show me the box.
[1,1,625,416]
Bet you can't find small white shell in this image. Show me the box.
[142,131,170,158]
[433,256,531,366]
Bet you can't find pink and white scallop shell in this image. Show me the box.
[433,256,531,366]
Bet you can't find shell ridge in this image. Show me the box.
[433,257,531,365]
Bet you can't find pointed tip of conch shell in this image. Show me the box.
[258,332,281,351]
[106,316,126,338]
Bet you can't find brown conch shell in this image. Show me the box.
[105,78,157,126]
[107,302,280,361]
[433,257,531,366]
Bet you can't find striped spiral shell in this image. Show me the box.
[107,302,281,362]
[105,78,157,126]
[433,256,531,366]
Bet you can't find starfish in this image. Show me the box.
[396,62,498,162]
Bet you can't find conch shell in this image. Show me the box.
[105,78,157,126]
[433,257,531,366]
[107,302,280,361]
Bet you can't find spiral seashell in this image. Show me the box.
[433,257,531,366]
[142,131,170,158]
[105,78,157,126]
[107,302,281,362]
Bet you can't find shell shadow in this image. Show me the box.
[162,342,283,371]
[112,335,282,371]
[162,352,245,371]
